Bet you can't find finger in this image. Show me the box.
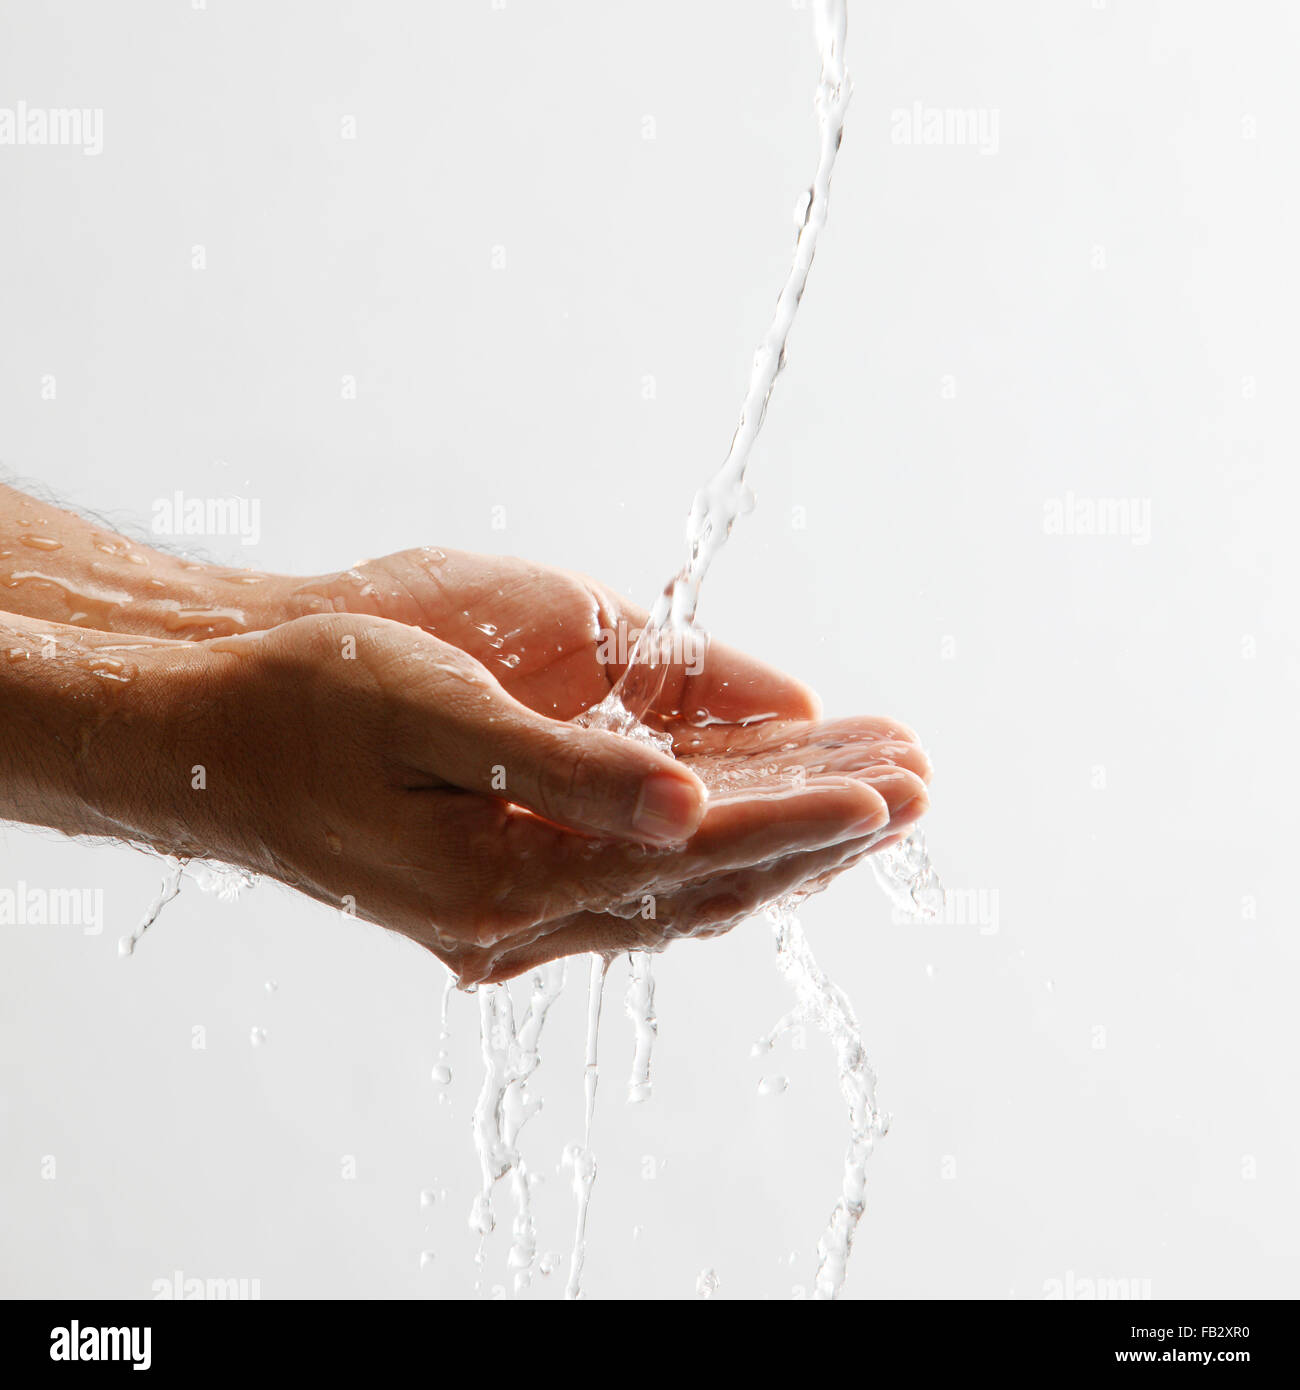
[857,765,929,826]
[472,831,881,983]
[386,640,709,845]
[478,775,890,927]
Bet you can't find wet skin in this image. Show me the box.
[0,487,931,982]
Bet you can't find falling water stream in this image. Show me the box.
[119,0,945,1301]
[462,0,943,1300]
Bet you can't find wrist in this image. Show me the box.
[0,621,178,842]
[0,619,248,860]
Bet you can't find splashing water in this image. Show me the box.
[109,0,943,1301]
[563,955,609,1300]
[569,0,945,1298]
[624,952,658,1105]
[431,971,455,1092]
[468,961,568,1295]
[871,827,946,920]
[763,900,888,1299]
[117,857,186,957]
[118,857,259,958]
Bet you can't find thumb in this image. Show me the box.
[425,672,707,844]
[498,717,707,844]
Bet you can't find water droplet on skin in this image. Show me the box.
[758,1075,789,1096]
[5,571,133,629]
[80,655,136,683]
[206,628,267,655]
[250,1027,267,1046]
[696,1268,720,1299]
[324,831,342,855]
[161,607,249,636]
[19,535,62,551]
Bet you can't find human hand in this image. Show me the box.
[83,612,927,984]
[281,547,822,727]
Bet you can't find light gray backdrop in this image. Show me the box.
[0,0,1294,1299]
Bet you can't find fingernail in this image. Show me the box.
[633,774,703,844]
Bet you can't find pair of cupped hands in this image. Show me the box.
[110,548,931,985]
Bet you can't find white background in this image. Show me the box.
[0,0,1295,1299]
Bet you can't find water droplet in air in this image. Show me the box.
[696,1268,720,1299]
[431,1063,452,1086]
[264,979,278,994]
[419,1250,436,1270]
[250,1027,267,1047]
[758,1075,789,1097]
[420,1189,438,1209]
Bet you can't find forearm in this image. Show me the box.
[0,482,304,639]
[0,611,205,849]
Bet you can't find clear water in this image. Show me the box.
[114,0,948,1302]
[564,0,942,1300]
[763,900,888,1298]
[562,954,609,1300]
[584,0,853,730]
[623,952,658,1105]
[468,960,568,1295]
[553,0,945,1300]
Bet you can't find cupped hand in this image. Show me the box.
[120,612,928,985]
[284,547,822,727]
